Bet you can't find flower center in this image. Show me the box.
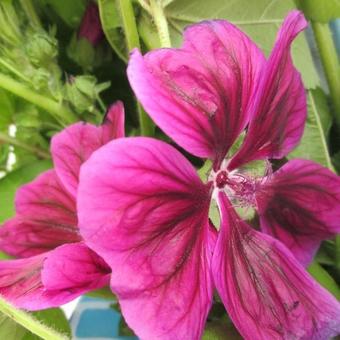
[215,170,229,188]
[212,168,257,208]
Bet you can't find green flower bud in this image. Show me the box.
[65,75,110,114]
[67,34,95,71]
[25,32,58,67]
[31,68,50,90]
[65,75,97,113]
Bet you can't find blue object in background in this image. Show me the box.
[71,297,138,340]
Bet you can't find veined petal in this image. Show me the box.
[213,193,340,340]
[0,217,79,258]
[0,244,110,310]
[78,137,215,340]
[51,101,125,198]
[41,242,110,291]
[101,101,125,141]
[0,170,80,258]
[229,11,307,170]
[256,159,340,267]
[127,20,264,168]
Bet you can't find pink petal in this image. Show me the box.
[256,159,340,267]
[229,11,307,170]
[127,20,264,168]
[78,137,215,339]
[0,243,110,311]
[213,193,340,339]
[41,242,110,291]
[101,101,125,141]
[0,170,80,258]
[0,217,78,258]
[51,101,125,197]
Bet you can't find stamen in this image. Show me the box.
[211,165,258,208]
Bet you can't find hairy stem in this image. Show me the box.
[149,0,171,47]
[137,0,151,14]
[0,297,68,340]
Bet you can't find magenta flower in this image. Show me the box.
[78,11,340,340]
[0,102,125,310]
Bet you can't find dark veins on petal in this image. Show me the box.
[231,228,311,336]
[215,198,339,339]
[258,164,340,240]
[93,140,214,336]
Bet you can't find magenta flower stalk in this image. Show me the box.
[0,102,125,310]
[78,11,340,340]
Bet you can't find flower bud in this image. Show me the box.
[25,32,58,67]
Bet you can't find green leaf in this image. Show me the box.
[332,150,340,173]
[23,309,71,340]
[308,261,340,299]
[98,0,128,61]
[0,89,13,130]
[203,319,242,340]
[0,313,28,340]
[0,297,69,340]
[0,160,52,223]
[138,11,161,50]
[153,0,319,88]
[296,0,340,23]
[40,0,86,28]
[288,88,333,169]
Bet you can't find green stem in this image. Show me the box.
[137,103,155,136]
[0,73,77,125]
[149,0,171,47]
[117,0,154,136]
[136,0,151,15]
[96,94,106,113]
[19,0,42,28]
[0,132,50,159]
[0,58,30,82]
[117,0,141,51]
[0,297,67,340]
[312,22,340,129]
[336,235,340,275]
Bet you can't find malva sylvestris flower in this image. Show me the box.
[0,102,125,310]
[78,11,340,340]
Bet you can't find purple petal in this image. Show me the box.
[51,101,125,197]
[127,20,264,168]
[229,11,307,170]
[0,243,109,310]
[256,159,340,267]
[0,170,80,258]
[78,137,215,339]
[213,193,340,339]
